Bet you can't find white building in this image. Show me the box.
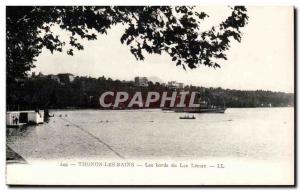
[177,83,184,89]
[6,111,44,126]
[168,81,184,89]
[69,74,75,82]
[134,77,149,87]
[57,73,75,84]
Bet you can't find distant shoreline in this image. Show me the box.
[38,106,295,111]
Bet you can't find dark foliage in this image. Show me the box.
[7,6,248,85]
[7,75,293,111]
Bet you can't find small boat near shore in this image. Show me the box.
[179,115,196,119]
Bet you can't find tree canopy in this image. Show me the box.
[6,6,248,84]
[7,74,293,111]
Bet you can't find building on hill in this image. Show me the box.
[57,73,75,84]
[134,77,149,87]
[47,74,60,83]
[167,81,184,89]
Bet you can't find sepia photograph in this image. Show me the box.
[5,5,294,186]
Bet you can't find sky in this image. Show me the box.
[32,6,294,93]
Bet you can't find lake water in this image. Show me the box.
[7,108,294,162]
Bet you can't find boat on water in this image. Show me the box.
[165,100,226,114]
[172,105,226,114]
[186,107,226,114]
[179,115,196,119]
[188,100,226,113]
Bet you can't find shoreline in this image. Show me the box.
[6,106,294,112]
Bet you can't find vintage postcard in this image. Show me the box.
[6,6,294,185]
